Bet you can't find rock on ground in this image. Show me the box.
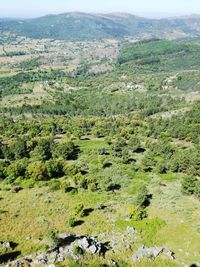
[4,233,104,267]
[132,245,175,262]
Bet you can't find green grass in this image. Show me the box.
[0,137,199,266]
[148,178,200,265]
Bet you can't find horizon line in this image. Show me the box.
[1,11,200,20]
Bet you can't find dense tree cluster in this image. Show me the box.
[0,132,77,182]
[147,102,200,142]
[0,110,199,200]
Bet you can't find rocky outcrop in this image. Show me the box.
[5,233,106,266]
[78,236,102,254]
[132,245,175,262]
[2,234,175,266]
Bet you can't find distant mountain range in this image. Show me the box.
[1,12,200,40]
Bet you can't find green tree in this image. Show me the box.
[0,160,9,180]
[26,161,48,181]
[181,176,198,195]
[52,138,77,160]
[45,159,64,178]
[128,136,141,152]
[6,158,28,181]
[30,138,53,161]
[11,138,28,160]
[111,137,127,157]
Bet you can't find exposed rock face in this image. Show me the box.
[5,234,104,266]
[132,245,175,262]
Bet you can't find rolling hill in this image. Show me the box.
[1,12,200,40]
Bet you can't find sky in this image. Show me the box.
[1,0,200,19]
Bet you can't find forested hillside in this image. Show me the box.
[1,12,200,40]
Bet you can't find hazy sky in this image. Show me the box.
[1,0,200,18]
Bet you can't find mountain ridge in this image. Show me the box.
[1,12,200,40]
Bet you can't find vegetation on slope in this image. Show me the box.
[1,13,200,40]
[0,37,200,266]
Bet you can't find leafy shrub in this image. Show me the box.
[0,160,9,180]
[128,205,147,221]
[128,136,141,152]
[72,173,88,189]
[45,159,64,179]
[52,138,77,160]
[68,217,76,227]
[73,246,84,256]
[45,229,60,249]
[135,185,149,208]
[181,175,200,199]
[4,138,28,160]
[26,161,48,181]
[63,163,79,177]
[74,204,85,217]
[6,158,28,181]
[111,137,127,157]
[30,138,53,161]
[88,183,97,192]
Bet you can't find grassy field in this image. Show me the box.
[0,136,199,266]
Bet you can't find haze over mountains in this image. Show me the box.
[1,12,200,40]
